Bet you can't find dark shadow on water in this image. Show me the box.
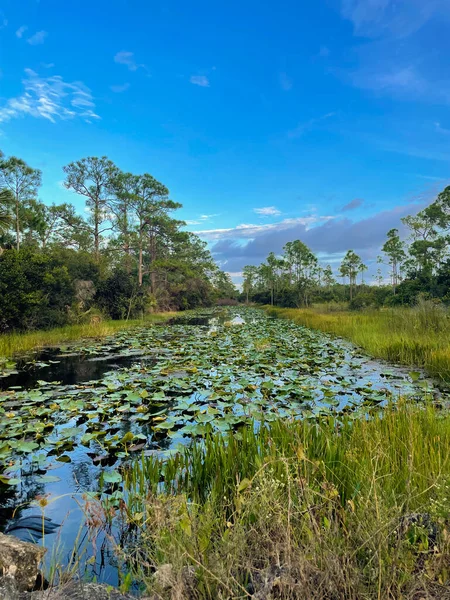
[0,349,149,391]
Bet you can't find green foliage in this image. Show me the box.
[0,248,76,331]
[0,150,231,329]
[115,401,450,598]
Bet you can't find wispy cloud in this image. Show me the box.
[340,198,364,212]
[27,30,47,45]
[338,0,450,104]
[414,173,448,182]
[279,72,293,91]
[16,25,27,38]
[254,206,282,217]
[190,75,210,87]
[114,51,149,74]
[288,112,336,138]
[435,122,450,135]
[318,45,330,57]
[114,51,137,70]
[0,68,99,124]
[110,83,130,93]
[352,65,426,95]
[0,12,7,29]
[185,213,218,225]
[340,0,448,39]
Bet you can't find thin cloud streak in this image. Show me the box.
[288,112,336,138]
[341,198,364,212]
[254,206,281,216]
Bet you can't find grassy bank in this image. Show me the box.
[106,402,450,599]
[0,313,176,357]
[264,303,450,382]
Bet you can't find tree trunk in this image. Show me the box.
[15,194,20,251]
[138,219,143,287]
[94,217,99,261]
[149,230,157,294]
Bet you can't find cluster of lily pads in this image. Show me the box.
[0,308,437,491]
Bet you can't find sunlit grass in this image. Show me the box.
[110,401,450,598]
[0,313,176,357]
[264,302,450,382]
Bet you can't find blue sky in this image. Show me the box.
[1,0,450,282]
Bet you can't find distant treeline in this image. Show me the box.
[0,152,237,331]
[241,186,450,309]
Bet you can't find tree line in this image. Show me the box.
[0,151,237,331]
[242,186,450,308]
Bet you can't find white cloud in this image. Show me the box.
[27,30,47,45]
[0,12,7,29]
[110,83,130,93]
[318,46,330,57]
[254,206,281,217]
[279,72,293,91]
[16,25,27,38]
[0,68,100,124]
[193,216,333,241]
[41,62,55,69]
[190,75,210,87]
[288,112,336,138]
[185,213,218,226]
[114,51,141,71]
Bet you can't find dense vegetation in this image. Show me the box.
[113,401,450,599]
[0,151,237,332]
[265,302,450,382]
[242,186,450,309]
[1,308,447,599]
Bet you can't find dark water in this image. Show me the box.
[0,348,149,391]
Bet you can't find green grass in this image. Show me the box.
[264,301,450,382]
[106,402,450,598]
[0,313,176,357]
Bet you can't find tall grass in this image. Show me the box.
[265,300,450,382]
[110,402,450,598]
[0,313,176,357]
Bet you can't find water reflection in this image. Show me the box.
[0,308,443,586]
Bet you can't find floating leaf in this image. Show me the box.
[103,470,122,484]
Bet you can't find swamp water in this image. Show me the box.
[0,308,444,587]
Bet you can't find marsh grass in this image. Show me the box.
[265,301,450,382]
[0,313,176,357]
[109,402,450,598]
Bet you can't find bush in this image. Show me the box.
[0,249,75,331]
